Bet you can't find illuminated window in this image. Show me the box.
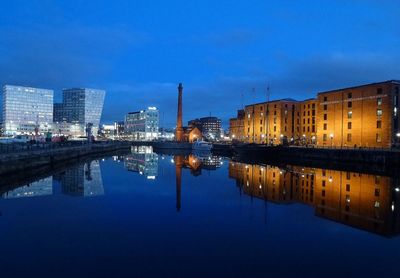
[347,133,352,142]
[323,134,327,141]
[323,123,327,130]
[348,111,352,119]
[377,109,382,117]
[348,122,352,129]
[377,98,382,106]
[376,133,381,143]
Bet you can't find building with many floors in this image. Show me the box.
[54,88,105,137]
[1,85,53,135]
[125,107,159,141]
[230,80,400,148]
[243,98,300,144]
[229,109,245,142]
[317,80,400,148]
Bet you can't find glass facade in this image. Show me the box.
[57,161,104,197]
[54,88,105,136]
[125,107,159,140]
[2,85,53,135]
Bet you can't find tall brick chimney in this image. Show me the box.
[175,83,184,142]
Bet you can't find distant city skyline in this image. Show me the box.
[0,0,399,128]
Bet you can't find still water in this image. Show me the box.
[0,146,399,277]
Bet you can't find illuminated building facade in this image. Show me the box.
[317,80,400,148]
[199,117,222,140]
[1,85,53,135]
[187,116,222,140]
[230,80,400,148]
[125,107,159,141]
[300,98,317,144]
[243,98,300,144]
[229,109,245,141]
[54,88,105,136]
[229,162,400,236]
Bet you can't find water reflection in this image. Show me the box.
[229,162,400,236]
[2,160,104,199]
[2,177,53,199]
[124,146,158,179]
[1,145,399,237]
[55,161,104,197]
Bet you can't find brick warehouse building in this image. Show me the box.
[243,98,300,144]
[317,80,400,148]
[229,80,400,148]
[229,109,245,142]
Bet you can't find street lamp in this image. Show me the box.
[330,133,334,147]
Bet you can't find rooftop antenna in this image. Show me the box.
[240,92,244,109]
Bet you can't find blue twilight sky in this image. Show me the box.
[0,0,399,128]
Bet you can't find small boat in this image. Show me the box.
[192,140,213,151]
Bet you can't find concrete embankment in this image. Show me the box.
[234,145,400,176]
[0,142,131,176]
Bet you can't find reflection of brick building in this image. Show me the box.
[229,161,400,236]
[229,80,400,148]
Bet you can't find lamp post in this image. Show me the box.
[330,133,334,147]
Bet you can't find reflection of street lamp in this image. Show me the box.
[330,133,334,147]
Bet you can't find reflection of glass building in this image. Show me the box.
[229,162,400,236]
[54,88,105,136]
[1,85,53,135]
[124,146,158,179]
[2,177,53,199]
[125,107,159,141]
[57,161,104,197]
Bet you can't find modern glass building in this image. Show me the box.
[54,88,105,136]
[125,107,159,140]
[1,85,53,135]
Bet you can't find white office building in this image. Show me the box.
[125,107,159,141]
[1,85,53,135]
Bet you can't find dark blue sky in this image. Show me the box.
[1,0,399,128]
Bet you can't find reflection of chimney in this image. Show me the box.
[175,83,184,142]
[174,155,183,211]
